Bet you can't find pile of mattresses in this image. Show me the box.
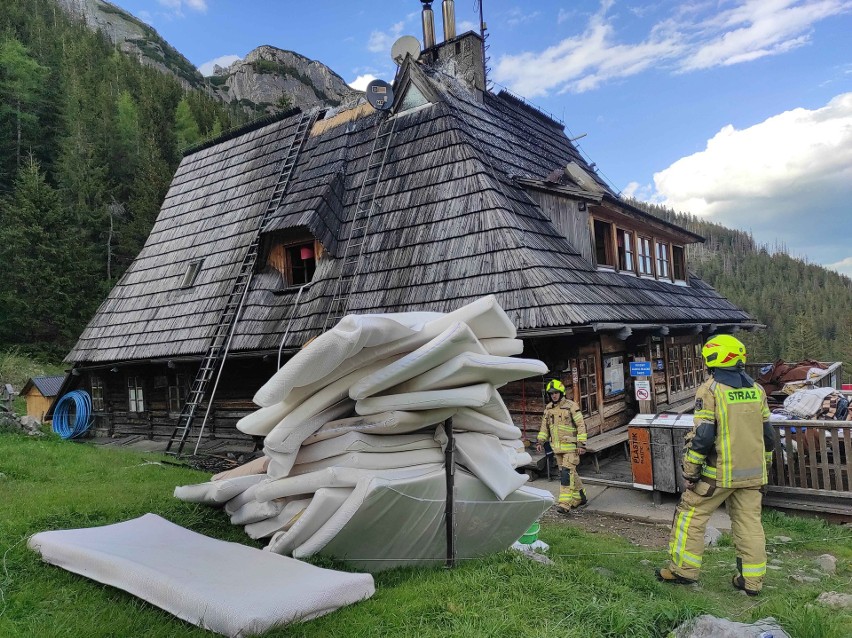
[175,295,554,570]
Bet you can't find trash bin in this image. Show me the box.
[628,413,694,494]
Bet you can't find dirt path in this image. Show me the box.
[540,506,672,548]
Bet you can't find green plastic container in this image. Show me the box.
[519,521,540,544]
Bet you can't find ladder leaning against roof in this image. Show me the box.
[167,108,322,456]
[322,113,398,331]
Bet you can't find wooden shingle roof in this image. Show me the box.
[67,61,750,363]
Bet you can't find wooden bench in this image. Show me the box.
[585,425,630,473]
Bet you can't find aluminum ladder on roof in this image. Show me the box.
[322,113,398,331]
[166,108,321,456]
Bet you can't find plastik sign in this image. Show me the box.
[629,361,652,377]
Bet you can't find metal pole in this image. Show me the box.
[444,416,456,568]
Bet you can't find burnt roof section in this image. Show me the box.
[66,59,749,363]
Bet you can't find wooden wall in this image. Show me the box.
[81,358,276,446]
[24,389,52,422]
[525,190,594,263]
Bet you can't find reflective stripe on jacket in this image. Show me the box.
[684,377,771,488]
[538,397,587,453]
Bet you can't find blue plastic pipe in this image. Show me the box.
[52,390,93,439]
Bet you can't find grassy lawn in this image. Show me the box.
[1,434,849,638]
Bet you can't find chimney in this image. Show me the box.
[441,0,456,41]
[421,1,436,50]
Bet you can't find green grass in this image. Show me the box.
[0,348,66,394]
[1,434,850,637]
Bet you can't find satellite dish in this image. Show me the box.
[365,79,394,111]
[391,35,421,65]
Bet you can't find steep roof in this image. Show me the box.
[22,375,66,397]
[67,60,750,364]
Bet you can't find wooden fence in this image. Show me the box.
[769,421,850,500]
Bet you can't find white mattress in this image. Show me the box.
[349,322,486,400]
[355,383,494,415]
[294,470,552,571]
[389,352,547,393]
[303,408,456,444]
[28,514,375,637]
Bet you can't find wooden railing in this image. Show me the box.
[769,421,850,497]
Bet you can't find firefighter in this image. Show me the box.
[656,334,776,596]
[536,378,588,514]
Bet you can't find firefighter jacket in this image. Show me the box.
[684,377,774,488]
[538,397,587,454]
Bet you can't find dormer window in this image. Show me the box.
[656,242,671,279]
[593,219,614,268]
[398,83,430,113]
[672,245,686,281]
[637,237,653,275]
[617,228,634,272]
[180,259,203,288]
[265,231,320,287]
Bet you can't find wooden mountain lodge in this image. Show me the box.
[55,3,758,453]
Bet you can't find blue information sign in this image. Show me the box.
[629,361,652,377]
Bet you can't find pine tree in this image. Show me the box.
[0,37,49,191]
[0,157,77,351]
[174,96,201,150]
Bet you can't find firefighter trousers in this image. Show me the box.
[667,484,766,591]
[555,452,584,508]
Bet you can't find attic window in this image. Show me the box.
[672,245,686,281]
[269,240,317,286]
[593,219,614,268]
[180,259,203,288]
[398,84,429,112]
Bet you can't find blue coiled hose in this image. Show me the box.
[52,390,93,439]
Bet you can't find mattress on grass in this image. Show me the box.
[28,513,374,637]
[293,469,552,571]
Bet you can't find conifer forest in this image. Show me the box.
[1,0,849,377]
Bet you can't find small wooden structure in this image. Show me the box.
[21,375,65,422]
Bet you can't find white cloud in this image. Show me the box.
[368,21,405,53]
[493,0,852,97]
[679,0,849,71]
[825,256,852,278]
[349,74,377,91]
[198,54,241,77]
[495,2,681,96]
[458,20,478,33]
[506,8,541,27]
[157,0,207,15]
[642,93,852,267]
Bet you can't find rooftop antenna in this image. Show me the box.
[391,35,421,65]
[475,0,490,88]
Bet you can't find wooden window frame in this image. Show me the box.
[578,352,600,417]
[672,244,686,281]
[665,338,703,400]
[180,259,203,289]
[127,376,144,413]
[637,236,654,276]
[616,228,635,273]
[267,236,320,288]
[91,376,104,411]
[168,374,187,414]
[655,241,671,280]
[592,218,616,268]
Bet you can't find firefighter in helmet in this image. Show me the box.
[656,334,776,595]
[536,378,588,514]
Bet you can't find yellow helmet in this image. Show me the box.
[546,379,566,395]
[701,334,746,368]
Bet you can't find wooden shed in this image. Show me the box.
[55,29,757,448]
[21,375,65,422]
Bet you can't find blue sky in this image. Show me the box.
[113,1,852,277]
